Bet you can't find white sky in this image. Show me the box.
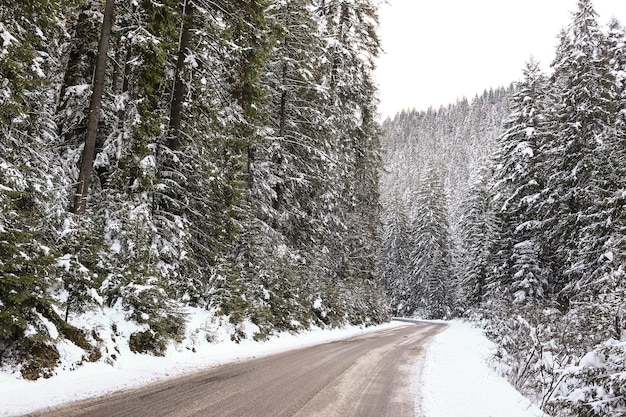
[375,0,626,119]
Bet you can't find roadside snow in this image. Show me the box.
[0,320,406,417]
[415,320,547,417]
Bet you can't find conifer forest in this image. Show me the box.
[1,0,625,415]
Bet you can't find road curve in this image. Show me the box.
[32,322,445,417]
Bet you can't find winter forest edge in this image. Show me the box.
[1,0,625,416]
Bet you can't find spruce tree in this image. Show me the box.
[540,0,615,305]
[457,167,494,307]
[407,167,453,319]
[488,58,550,305]
[379,199,410,315]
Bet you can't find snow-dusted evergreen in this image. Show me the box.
[407,167,453,319]
[457,167,494,308]
[488,58,550,305]
[0,0,388,379]
[379,198,410,315]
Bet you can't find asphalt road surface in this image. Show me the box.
[33,322,445,417]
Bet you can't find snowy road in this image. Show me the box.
[32,323,444,417]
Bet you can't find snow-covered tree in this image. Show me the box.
[407,167,453,319]
[379,199,410,315]
[457,167,494,307]
[539,0,617,305]
[488,58,550,305]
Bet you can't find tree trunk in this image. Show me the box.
[57,5,101,147]
[168,0,194,151]
[330,4,349,91]
[273,61,288,213]
[72,0,115,214]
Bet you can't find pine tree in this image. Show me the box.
[457,167,494,307]
[379,199,410,315]
[407,167,453,319]
[539,0,616,305]
[488,58,550,305]
[261,0,333,254]
[571,18,626,304]
[316,0,389,323]
[477,5,626,414]
[150,1,251,307]
[380,89,511,316]
[57,3,102,149]
[93,0,188,354]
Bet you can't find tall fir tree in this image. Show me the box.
[407,167,453,319]
[379,199,410,315]
[457,167,494,308]
[488,58,550,305]
[539,0,616,305]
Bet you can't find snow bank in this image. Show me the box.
[0,319,406,417]
[415,320,547,417]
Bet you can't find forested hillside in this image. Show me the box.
[381,1,626,415]
[0,0,389,379]
[380,87,512,317]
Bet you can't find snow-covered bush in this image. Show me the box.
[476,295,626,417]
[477,303,574,408]
[551,339,626,417]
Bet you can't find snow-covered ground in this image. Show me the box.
[415,320,547,417]
[1,317,546,417]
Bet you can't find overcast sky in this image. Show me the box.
[375,0,626,119]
